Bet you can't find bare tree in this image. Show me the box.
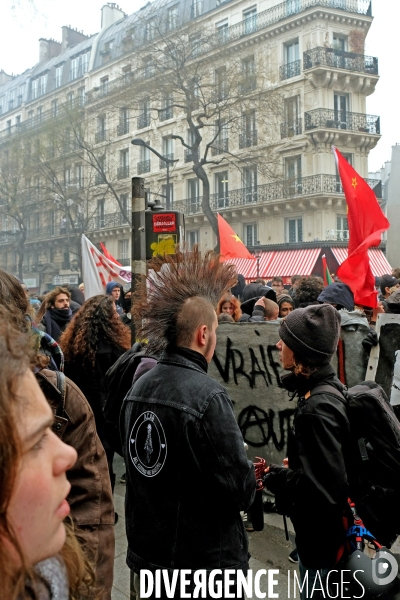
[113,15,283,246]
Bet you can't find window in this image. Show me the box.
[119,107,130,134]
[55,64,64,88]
[187,230,199,250]
[81,51,90,74]
[283,96,301,137]
[100,77,109,95]
[335,153,352,191]
[241,56,256,92]
[119,149,129,176]
[6,119,11,135]
[96,116,106,142]
[31,78,39,100]
[240,111,257,148]
[78,87,86,106]
[215,67,227,101]
[64,167,71,186]
[167,5,178,30]
[15,115,21,129]
[8,90,15,110]
[212,120,228,154]
[336,215,349,241]
[162,183,174,205]
[286,0,300,16]
[244,223,257,247]
[243,8,257,34]
[243,166,257,203]
[162,136,173,157]
[334,93,349,127]
[215,171,229,208]
[70,56,79,80]
[187,178,200,212]
[333,34,347,51]
[160,93,173,121]
[145,20,156,41]
[285,155,302,193]
[97,199,105,228]
[138,97,151,128]
[67,91,74,106]
[120,193,131,222]
[190,34,201,57]
[286,218,303,243]
[37,106,43,122]
[119,239,130,260]
[285,39,299,64]
[51,99,58,116]
[17,84,25,105]
[28,110,34,123]
[143,56,155,78]
[38,74,47,96]
[191,0,203,18]
[216,19,228,42]
[76,164,83,187]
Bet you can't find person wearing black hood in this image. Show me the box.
[317,282,354,312]
[36,286,73,342]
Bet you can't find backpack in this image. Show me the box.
[103,343,157,456]
[310,381,400,548]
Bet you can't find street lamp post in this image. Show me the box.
[131,138,178,210]
[254,246,262,278]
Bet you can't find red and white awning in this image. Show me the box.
[330,247,391,277]
[227,248,321,281]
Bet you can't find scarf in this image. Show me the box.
[48,308,72,327]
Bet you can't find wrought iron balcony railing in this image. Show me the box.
[303,47,378,74]
[280,119,303,138]
[137,112,151,129]
[117,122,130,136]
[173,174,382,215]
[117,166,130,179]
[137,159,151,174]
[279,60,301,81]
[159,106,173,121]
[305,109,380,134]
[184,149,198,163]
[239,131,257,149]
[159,153,174,169]
[117,257,131,266]
[326,229,349,241]
[211,138,229,155]
[95,131,107,143]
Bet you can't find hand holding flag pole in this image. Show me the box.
[332,146,389,307]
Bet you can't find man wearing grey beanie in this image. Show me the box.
[264,304,351,600]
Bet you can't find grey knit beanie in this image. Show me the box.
[279,304,341,366]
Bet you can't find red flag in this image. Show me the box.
[322,255,333,286]
[100,242,122,266]
[332,147,389,307]
[217,214,255,261]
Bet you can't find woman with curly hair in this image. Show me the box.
[59,295,131,490]
[0,308,96,600]
[216,293,242,322]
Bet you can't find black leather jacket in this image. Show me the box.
[265,365,352,569]
[121,346,256,572]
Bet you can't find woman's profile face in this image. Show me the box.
[279,302,294,318]
[7,370,77,565]
[221,301,234,315]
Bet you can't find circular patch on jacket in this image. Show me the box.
[129,411,167,477]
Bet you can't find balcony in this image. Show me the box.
[117,166,130,180]
[173,174,382,215]
[117,122,130,136]
[137,159,151,174]
[159,154,174,169]
[95,130,107,143]
[117,257,131,267]
[184,149,198,163]
[279,60,301,81]
[211,138,229,155]
[159,106,173,121]
[137,113,151,129]
[280,119,302,139]
[305,109,380,134]
[239,131,257,149]
[326,229,349,242]
[304,47,378,75]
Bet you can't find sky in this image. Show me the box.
[0,0,398,172]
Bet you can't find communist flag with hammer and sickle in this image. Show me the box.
[332,146,389,307]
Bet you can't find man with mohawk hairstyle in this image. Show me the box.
[121,247,256,599]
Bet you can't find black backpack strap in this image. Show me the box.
[54,371,66,419]
[309,384,346,402]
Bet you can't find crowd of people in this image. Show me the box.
[0,256,400,600]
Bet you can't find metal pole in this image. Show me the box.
[166,162,170,210]
[130,177,146,346]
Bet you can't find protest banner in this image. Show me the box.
[81,234,131,299]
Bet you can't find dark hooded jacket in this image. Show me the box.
[264,365,353,569]
[383,290,400,314]
[317,283,354,312]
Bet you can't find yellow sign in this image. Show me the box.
[150,234,177,256]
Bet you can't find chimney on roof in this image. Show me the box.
[39,38,62,62]
[61,26,89,52]
[101,3,125,30]
[0,70,13,85]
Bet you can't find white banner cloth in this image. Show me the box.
[81,234,131,299]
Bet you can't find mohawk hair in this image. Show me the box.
[133,246,237,353]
